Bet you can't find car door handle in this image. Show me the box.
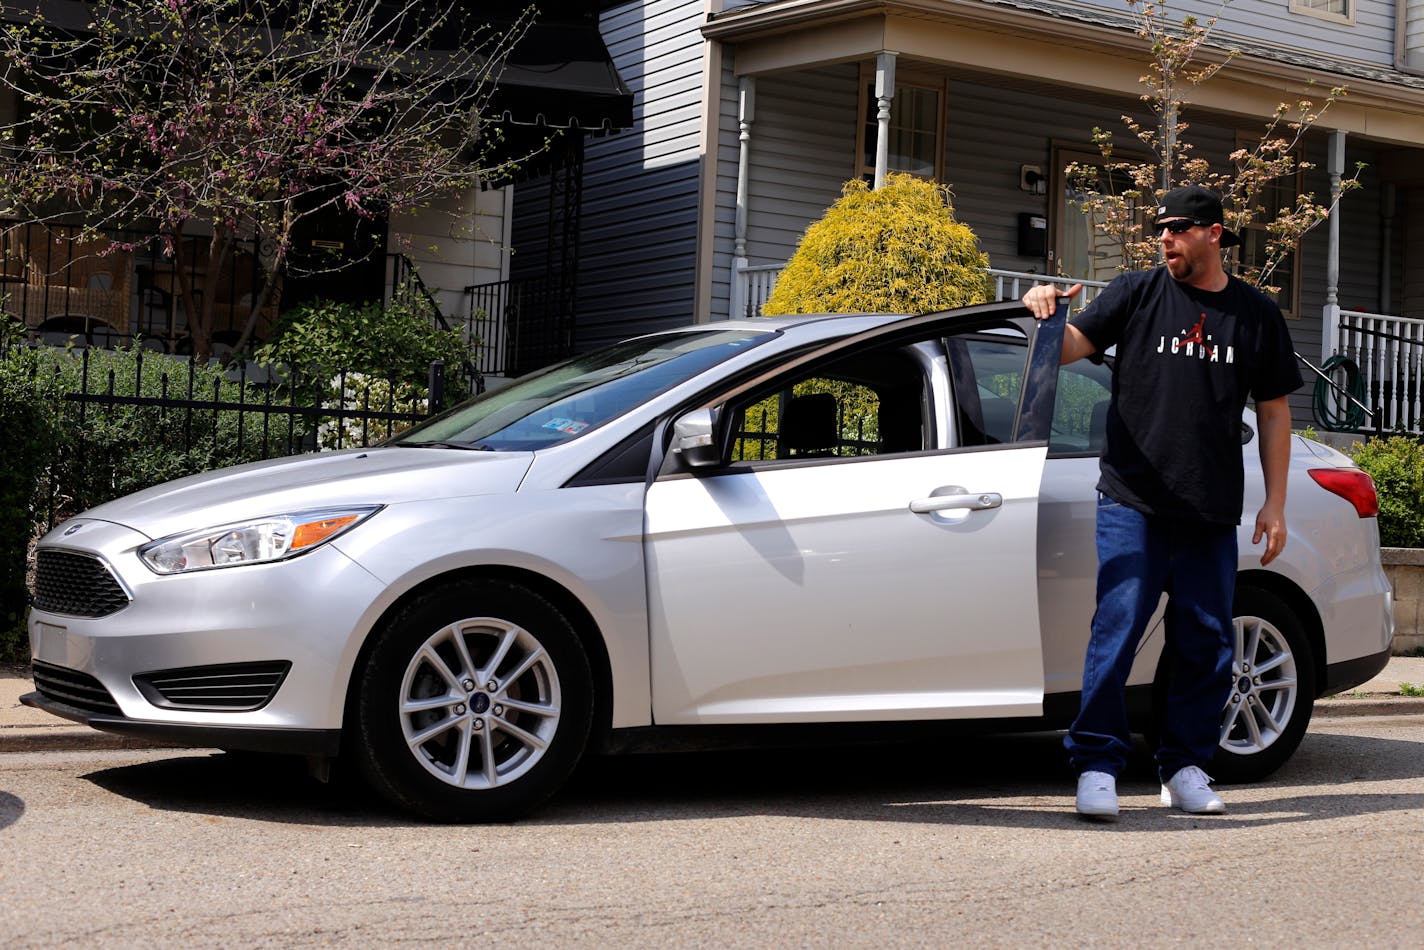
[909,491,1003,514]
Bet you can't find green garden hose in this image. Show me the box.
[1312,354,1367,432]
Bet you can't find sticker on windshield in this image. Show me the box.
[543,418,590,434]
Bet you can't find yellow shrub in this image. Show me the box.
[762,173,993,315]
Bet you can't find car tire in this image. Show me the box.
[352,578,593,822]
[1153,584,1316,784]
[1209,585,1316,783]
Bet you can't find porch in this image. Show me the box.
[735,263,1424,439]
[0,222,516,377]
[1,221,281,355]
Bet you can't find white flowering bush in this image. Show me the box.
[318,372,427,450]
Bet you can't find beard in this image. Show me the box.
[1165,253,1194,282]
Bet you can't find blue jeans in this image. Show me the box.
[1065,494,1237,783]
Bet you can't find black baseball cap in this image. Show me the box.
[1153,185,1241,248]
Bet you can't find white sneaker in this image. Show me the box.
[1076,770,1119,819]
[1160,765,1226,814]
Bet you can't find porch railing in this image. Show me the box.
[386,254,484,391]
[1335,309,1424,435]
[732,262,1108,319]
[464,276,572,378]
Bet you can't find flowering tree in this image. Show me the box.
[0,0,535,361]
[1067,0,1362,293]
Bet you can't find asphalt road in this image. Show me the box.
[2,716,1421,948]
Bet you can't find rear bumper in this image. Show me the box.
[1320,647,1393,698]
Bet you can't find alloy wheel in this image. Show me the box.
[398,616,562,790]
[1219,612,1298,756]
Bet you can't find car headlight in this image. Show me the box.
[138,506,382,574]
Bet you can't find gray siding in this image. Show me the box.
[1407,0,1424,70]
[513,0,708,351]
[744,65,861,262]
[711,55,740,319]
[944,80,1228,274]
[734,70,1380,425]
[1069,0,1396,69]
[714,63,861,319]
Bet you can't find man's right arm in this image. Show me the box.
[1021,282,1098,365]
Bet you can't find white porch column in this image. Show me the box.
[731,76,755,319]
[1323,129,1347,361]
[873,51,897,189]
[1381,182,1396,313]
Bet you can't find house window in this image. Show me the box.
[1235,135,1305,319]
[1289,0,1354,25]
[856,66,944,181]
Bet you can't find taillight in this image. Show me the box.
[1308,468,1380,518]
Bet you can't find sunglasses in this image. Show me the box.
[1157,218,1212,234]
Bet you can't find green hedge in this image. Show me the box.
[255,295,471,398]
[0,342,272,661]
[763,173,992,316]
[1352,436,1424,548]
[0,342,58,661]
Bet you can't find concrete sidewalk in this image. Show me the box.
[3,656,1422,754]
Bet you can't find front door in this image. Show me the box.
[284,192,388,310]
[644,307,1062,725]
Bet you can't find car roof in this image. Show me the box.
[632,313,911,349]
[627,302,1034,352]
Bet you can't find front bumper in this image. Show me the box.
[20,687,340,755]
[27,524,388,739]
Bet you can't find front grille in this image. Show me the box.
[133,661,292,711]
[32,661,123,716]
[32,550,130,618]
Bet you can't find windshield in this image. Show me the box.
[390,328,776,451]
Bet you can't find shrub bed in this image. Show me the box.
[1351,435,1424,548]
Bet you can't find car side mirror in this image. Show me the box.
[671,408,721,468]
[1241,420,1254,445]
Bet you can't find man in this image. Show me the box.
[1022,185,1302,819]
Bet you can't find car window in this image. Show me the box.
[389,328,775,451]
[956,337,1026,445]
[1050,359,1113,455]
[950,331,1110,453]
[727,344,928,461]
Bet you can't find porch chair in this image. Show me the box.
[7,232,133,337]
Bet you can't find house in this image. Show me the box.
[504,0,1424,434]
[0,0,633,365]
[7,1,1420,434]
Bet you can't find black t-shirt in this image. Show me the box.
[1071,267,1304,524]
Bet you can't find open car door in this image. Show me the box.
[643,302,1066,725]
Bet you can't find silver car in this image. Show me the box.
[25,302,1394,820]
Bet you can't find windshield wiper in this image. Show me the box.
[394,440,494,451]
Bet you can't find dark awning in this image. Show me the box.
[488,19,633,132]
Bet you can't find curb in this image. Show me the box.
[1314,696,1424,718]
[3,700,1422,755]
[0,727,193,754]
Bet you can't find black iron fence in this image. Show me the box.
[3,341,457,528]
[464,276,572,377]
